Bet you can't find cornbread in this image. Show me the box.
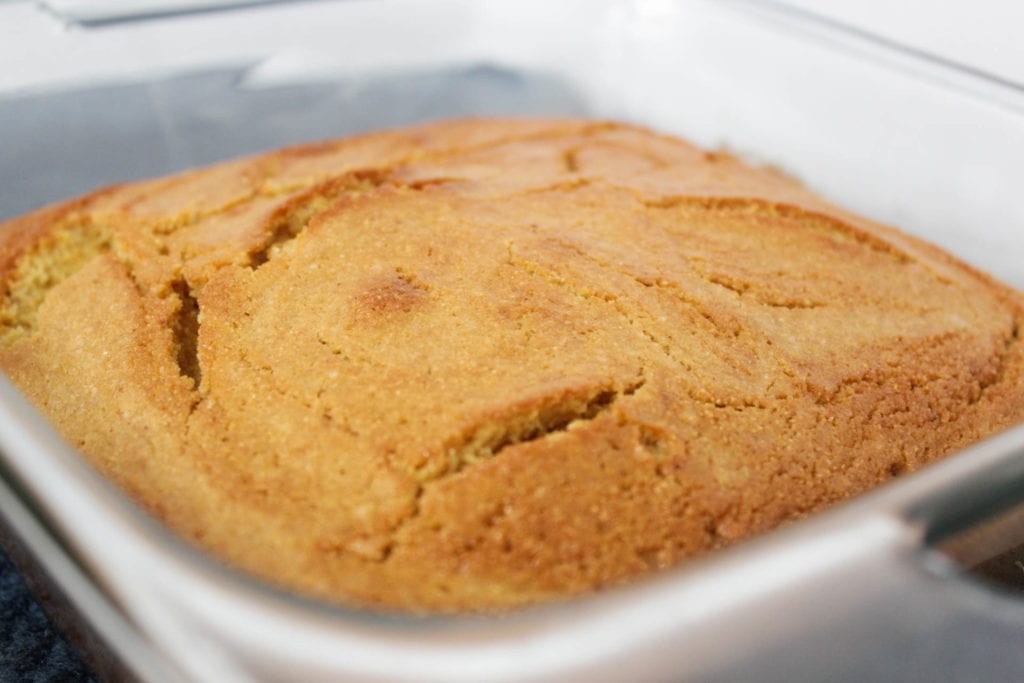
[0,119,1021,611]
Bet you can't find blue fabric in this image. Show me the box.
[0,547,96,682]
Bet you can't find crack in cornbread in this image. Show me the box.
[0,119,1022,611]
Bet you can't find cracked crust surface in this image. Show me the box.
[0,118,1022,611]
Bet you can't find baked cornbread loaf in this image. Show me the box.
[0,119,1022,611]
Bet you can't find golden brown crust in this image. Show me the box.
[0,187,121,293]
[0,118,1022,611]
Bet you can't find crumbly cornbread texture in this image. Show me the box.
[1,119,1022,611]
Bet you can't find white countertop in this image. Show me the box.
[2,1,1022,93]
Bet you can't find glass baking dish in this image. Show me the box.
[0,0,1022,680]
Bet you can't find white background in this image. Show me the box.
[784,0,1024,86]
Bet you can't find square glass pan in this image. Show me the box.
[0,0,1023,680]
